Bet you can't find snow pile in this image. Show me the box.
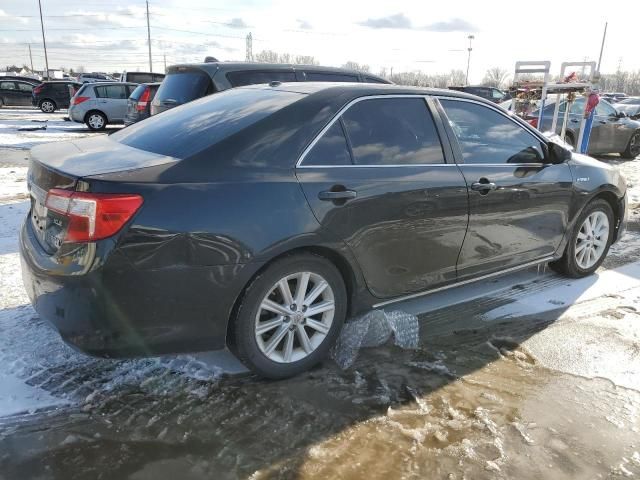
[0,167,28,202]
[331,310,419,369]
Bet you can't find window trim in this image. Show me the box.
[434,95,550,167]
[296,94,451,168]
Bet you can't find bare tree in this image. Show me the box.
[75,65,86,73]
[342,61,370,73]
[482,67,510,88]
[254,50,318,65]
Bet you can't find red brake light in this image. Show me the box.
[528,118,538,128]
[33,85,44,94]
[135,87,151,111]
[45,189,143,243]
[72,96,90,105]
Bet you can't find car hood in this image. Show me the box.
[30,135,178,178]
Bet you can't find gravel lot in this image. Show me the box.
[1,107,640,479]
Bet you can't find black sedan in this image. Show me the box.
[21,83,628,378]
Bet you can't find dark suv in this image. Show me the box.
[151,62,390,115]
[32,80,82,112]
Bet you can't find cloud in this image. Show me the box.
[297,19,312,30]
[358,13,412,29]
[226,17,247,29]
[423,18,478,32]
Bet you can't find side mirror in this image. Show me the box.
[548,141,572,164]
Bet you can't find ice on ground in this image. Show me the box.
[331,310,419,369]
[0,167,28,201]
[482,260,640,321]
[0,372,68,417]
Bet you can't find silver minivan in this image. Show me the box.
[69,82,138,130]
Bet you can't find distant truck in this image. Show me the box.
[449,85,510,103]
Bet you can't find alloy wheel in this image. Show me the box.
[88,114,105,130]
[575,211,609,270]
[41,101,54,113]
[254,271,335,363]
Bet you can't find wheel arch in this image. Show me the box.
[592,189,623,240]
[39,97,57,109]
[225,245,359,350]
[84,109,107,123]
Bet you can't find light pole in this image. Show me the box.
[38,0,50,79]
[465,34,474,85]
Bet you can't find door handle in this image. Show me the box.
[470,178,497,194]
[318,189,357,201]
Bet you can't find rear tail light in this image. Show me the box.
[45,189,143,243]
[135,87,151,111]
[72,96,90,105]
[33,85,44,95]
[527,118,538,128]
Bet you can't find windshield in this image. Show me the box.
[114,87,303,158]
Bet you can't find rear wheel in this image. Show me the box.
[621,131,640,159]
[85,111,107,131]
[234,253,347,379]
[39,99,56,113]
[549,199,614,278]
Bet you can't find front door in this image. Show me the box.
[437,97,574,279]
[296,96,469,299]
[95,84,129,121]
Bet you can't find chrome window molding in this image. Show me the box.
[296,94,447,169]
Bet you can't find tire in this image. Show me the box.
[621,130,640,159]
[549,199,614,278]
[564,132,576,150]
[233,253,347,379]
[85,111,107,131]
[39,99,56,113]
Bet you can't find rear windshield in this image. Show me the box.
[154,70,214,105]
[129,84,147,101]
[113,87,303,159]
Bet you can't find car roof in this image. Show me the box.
[43,80,81,85]
[167,61,389,82]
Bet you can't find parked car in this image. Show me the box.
[124,82,160,126]
[151,61,390,115]
[602,92,628,103]
[78,72,115,83]
[120,71,165,84]
[21,83,628,378]
[449,85,511,103]
[0,75,41,85]
[0,80,38,107]
[68,82,138,130]
[31,80,82,112]
[614,97,640,119]
[529,97,640,158]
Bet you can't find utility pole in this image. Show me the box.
[37,0,49,79]
[597,22,608,73]
[163,53,167,73]
[146,0,152,72]
[28,44,34,72]
[245,32,253,61]
[465,34,474,85]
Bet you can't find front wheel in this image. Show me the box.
[549,199,614,278]
[233,253,347,379]
[621,131,640,159]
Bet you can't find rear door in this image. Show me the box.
[94,84,129,121]
[437,97,574,279]
[0,81,20,106]
[296,96,469,299]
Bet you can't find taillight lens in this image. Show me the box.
[33,85,44,94]
[527,118,538,128]
[45,189,143,243]
[72,96,90,105]
[135,87,151,111]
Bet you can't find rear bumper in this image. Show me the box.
[68,105,85,123]
[20,218,252,358]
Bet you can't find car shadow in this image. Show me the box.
[2,261,638,479]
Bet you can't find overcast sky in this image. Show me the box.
[1,0,638,82]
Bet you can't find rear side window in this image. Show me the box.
[17,82,33,92]
[155,71,214,104]
[440,99,545,164]
[340,97,446,165]
[0,82,16,90]
[227,70,296,87]
[304,72,358,82]
[95,85,128,99]
[304,122,352,166]
[114,87,304,159]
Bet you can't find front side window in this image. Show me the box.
[596,101,616,117]
[227,70,296,87]
[303,121,352,166]
[340,97,445,165]
[441,99,545,164]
